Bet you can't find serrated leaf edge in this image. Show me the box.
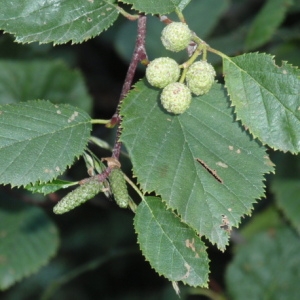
[1,1,119,45]
[118,0,179,15]
[132,169,271,251]
[133,198,210,288]
[223,52,300,154]
[0,100,92,188]
[120,80,273,250]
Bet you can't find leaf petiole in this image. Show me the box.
[91,119,111,125]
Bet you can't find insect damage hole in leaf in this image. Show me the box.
[220,214,232,234]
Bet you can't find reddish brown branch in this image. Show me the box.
[96,15,148,182]
[111,14,147,160]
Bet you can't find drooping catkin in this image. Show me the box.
[53,180,103,214]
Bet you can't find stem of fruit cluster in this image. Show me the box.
[179,42,204,82]
[175,8,186,23]
[207,46,229,59]
[202,48,208,61]
[191,35,229,59]
[114,5,139,20]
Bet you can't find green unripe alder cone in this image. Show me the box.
[185,60,216,95]
[161,82,192,114]
[53,180,103,214]
[146,57,180,88]
[109,168,129,208]
[161,22,192,52]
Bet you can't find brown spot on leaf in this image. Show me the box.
[181,263,191,279]
[216,161,228,168]
[68,111,79,123]
[185,238,199,258]
[220,214,231,233]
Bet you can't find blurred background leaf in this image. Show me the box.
[0,193,59,290]
[0,60,92,113]
[226,226,300,300]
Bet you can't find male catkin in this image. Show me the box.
[53,180,102,214]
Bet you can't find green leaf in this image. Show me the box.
[134,196,209,287]
[245,0,293,50]
[0,100,92,187]
[0,0,119,44]
[223,52,300,153]
[25,179,77,195]
[0,60,92,113]
[0,196,59,290]
[120,80,273,249]
[271,179,300,234]
[226,227,300,300]
[119,0,190,14]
